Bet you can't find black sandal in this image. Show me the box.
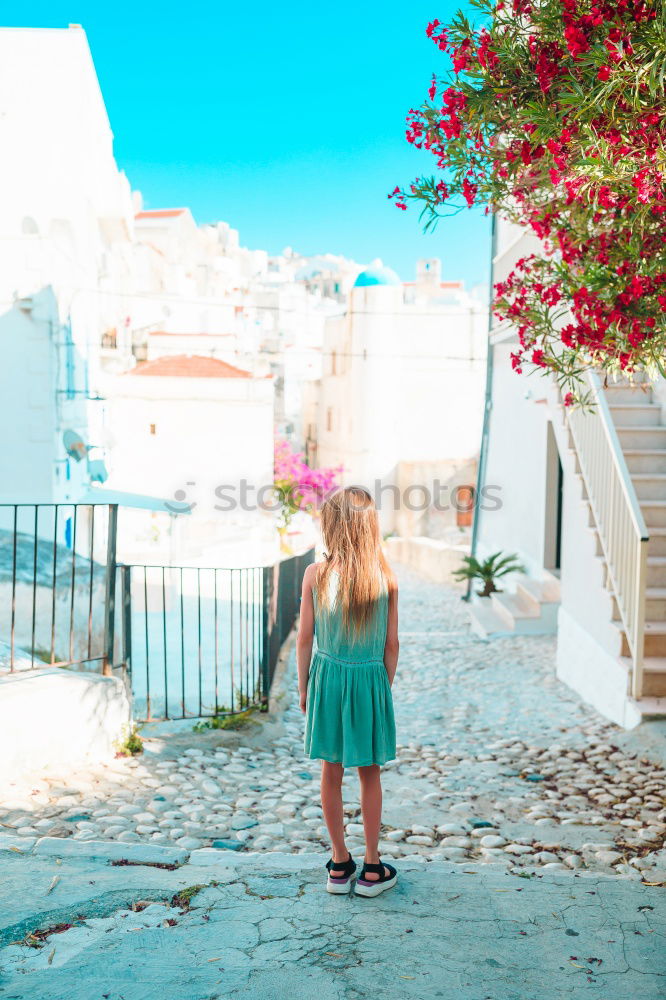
[354,859,398,897]
[325,852,357,894]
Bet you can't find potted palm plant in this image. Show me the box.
[453,551,526,597]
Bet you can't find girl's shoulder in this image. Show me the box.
[303,561,331,589]
[303,562,320,586]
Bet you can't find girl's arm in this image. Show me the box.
[296,562,316,713]
[384,580,399,686]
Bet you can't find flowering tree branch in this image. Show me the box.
[392,0,666,402]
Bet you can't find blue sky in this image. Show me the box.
[10,2,490,288]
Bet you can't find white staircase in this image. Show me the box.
[469,571,561,638]
[601,380,666,702]
[565,375,666,712]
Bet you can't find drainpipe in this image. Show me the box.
[464,211,497,602]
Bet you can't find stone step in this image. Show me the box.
[609,403,663,427]
[613,588,666,623]
[647,557,666,589]
[541,568,562,602]
[619,655,666,697]
[641,501,666,528]
[648,528,666,558]
[491,591,540,628]
[468,598,516,639]
[628,694,666,719]
[490,592,558,634]
[515,578,559,614]
[630,474,666,500]
[616,426,666,449]
[623,450,666,474]
[601,383,654,404]
[620,620,666,658]
[641,657,666,698]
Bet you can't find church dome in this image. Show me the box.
[353,264,401,288]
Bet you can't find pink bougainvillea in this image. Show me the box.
[274,437,343,529]
[390,1,666,400]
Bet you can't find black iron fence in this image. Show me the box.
[122,548,314,722]
[0,503,118,673]
[0,501,313,722]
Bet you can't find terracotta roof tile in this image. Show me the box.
[135,209,187,221]
[126,355,253,379]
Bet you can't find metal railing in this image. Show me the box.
[121,547,314,722]
[0,499,313,719]
[565,372,649,698]
[0,503,118,674]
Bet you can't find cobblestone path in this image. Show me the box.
[1,567,664,883]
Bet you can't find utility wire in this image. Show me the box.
[0,284,487,321]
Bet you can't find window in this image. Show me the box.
[326,408,333,432]
[331,350,337,375]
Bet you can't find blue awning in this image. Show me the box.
[78,486,192,515]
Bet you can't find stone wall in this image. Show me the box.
[385,535,469,585]
[0,668,131,790]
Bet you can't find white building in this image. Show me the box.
[471,215,666,727]
[314,261,488,534]
[0,25,135,504]
[104,355,275,565]
[0,25,345,564]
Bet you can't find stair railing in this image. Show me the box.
[565,370,649,699]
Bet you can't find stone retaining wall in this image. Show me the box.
[385,535,468,585]
[0,668,131,790]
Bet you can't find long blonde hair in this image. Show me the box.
[316,487,395,639]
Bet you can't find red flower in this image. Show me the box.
[462,177,478,207]
[452,39,473,74]
[597,65,612,81]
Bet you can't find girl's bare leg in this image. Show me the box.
[320,761,348,866]
[358,764,387,880]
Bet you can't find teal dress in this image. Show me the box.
[303,570,396,767]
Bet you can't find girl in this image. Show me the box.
[296,487,399,897]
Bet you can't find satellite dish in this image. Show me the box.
[63,429,88,462]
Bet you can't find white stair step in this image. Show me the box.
[516,578,560,612]
[613,588,666,622]
[541,568,561,602]
[642,657,666,698]
[646,588,666,620]
[644,655,666,671]
[627,695,666,719]
[616,427,666,449]
[647,556,666,588]
[648,528,666,557]
[609,403,662,427]
[617,620,666,658]
[490,592,557,634]
[641,501,666,527]
[468,599,516,639]
[601,384,653,404]
[623,450,666,474]
[630,474,666,500]
[491,591,540,627]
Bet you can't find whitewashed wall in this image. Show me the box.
[316,281,487,531]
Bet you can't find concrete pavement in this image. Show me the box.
[0,846,664,1000]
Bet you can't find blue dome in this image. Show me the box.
[353,264,401,288]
